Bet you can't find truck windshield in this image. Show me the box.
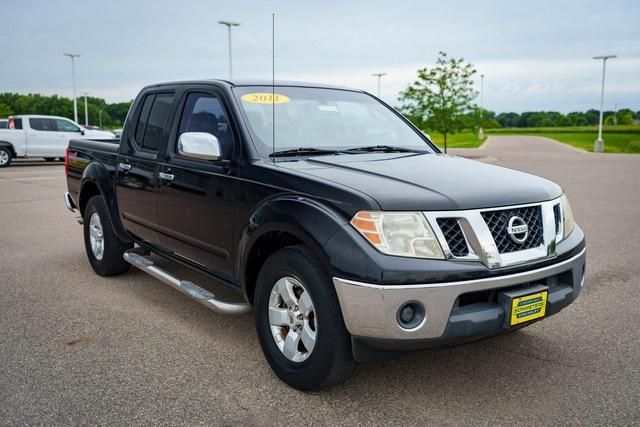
[233,86,434,158]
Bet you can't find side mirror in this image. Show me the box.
[80,128,86,135]
[178,132,221,161]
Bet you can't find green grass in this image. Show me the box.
[486,126,640,153]
[429,131,487,149]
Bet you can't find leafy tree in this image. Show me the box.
[0,93,133,129]
[0,101,13,117]
[399,51,477,152]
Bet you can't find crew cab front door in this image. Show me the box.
[156,90,238,281]
[116,92,175,245]
[54,118,84,155]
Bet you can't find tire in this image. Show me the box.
[0,147,12,168]
[254,245,357,390]
[44,157,56,162]
[83,195,132,276]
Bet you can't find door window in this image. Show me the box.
[29,118,55,131]
[55,119,82,132]
[177,93,233,158]
[143,94,174,151]
[134,94,155,145]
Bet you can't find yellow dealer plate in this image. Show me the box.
[510,290,547,326]
[241,93,290,104]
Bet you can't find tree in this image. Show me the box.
[0,101,13,118]
[399,51,477,152]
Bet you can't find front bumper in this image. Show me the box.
[333,247,586,345]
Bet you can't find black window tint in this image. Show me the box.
[0,121,7,129]
[30,118,55,131]
[134,95,155,145]
[142,93,174,151]
[55,119,81,132]
[178,93,232,157]
[11,118,23,129]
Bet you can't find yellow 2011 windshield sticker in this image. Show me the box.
[241,93,290,104]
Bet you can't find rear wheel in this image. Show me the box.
[0,147,12,168]
[83,196,132,276]
[44,157,56,162]
[254,245,357,390]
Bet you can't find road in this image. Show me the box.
[1,136,638,425]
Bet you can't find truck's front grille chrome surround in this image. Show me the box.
[425,198,561,269]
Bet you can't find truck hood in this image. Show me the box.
[280,153,562,211]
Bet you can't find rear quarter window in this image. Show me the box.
[133,93,174,151]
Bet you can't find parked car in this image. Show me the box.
[0,119,7,129]
[0,115,115,167]
[63,80,586,390]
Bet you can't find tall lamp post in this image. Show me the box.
[478,74,485,140]
[218,21,241,79]
[372,73,386,98]
[82,92,89,126]
[593,55,616,153]
[63,53,81,123]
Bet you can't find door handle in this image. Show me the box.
[119,162,132,172]
[159,171,174,181]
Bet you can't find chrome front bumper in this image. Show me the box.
[333,248,586,341]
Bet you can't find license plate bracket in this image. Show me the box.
[499,284,549,328]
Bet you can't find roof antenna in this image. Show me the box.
[271,12,276,163]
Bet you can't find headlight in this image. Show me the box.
[351,211,444,259]
[561,194,575,239]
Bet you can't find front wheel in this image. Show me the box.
[254,245,357,391]
[0,147,12,168]
[83,196,132,276]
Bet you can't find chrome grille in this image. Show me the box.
[436,218,469,257]
[481,206,543,253]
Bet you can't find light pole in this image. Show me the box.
[82,92,89,126]
[593,54,616,152]
[218,21,240,79]
[372,73,386,98]
[63,53,81,123]
[99,109,103,129]
[478,74,485,140]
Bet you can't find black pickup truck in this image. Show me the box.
[64,79,586,390]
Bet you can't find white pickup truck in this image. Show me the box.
[0,115,115,167]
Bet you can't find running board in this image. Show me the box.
[123,249,252,315]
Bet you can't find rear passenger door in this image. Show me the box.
[156,89,238,280]
[26,118,58,156]
[116,92,176,245]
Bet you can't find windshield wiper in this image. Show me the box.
[269,147,340,158]
[342,145,424,154]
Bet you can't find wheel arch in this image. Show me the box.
[79,162,132,243]
[238,195,349,303]
[0,141,17,157]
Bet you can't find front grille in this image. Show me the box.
[481,206,543,253]
[437,218,469,257]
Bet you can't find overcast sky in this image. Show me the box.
[2,0,639,113]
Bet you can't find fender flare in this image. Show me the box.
[0,141,17,157]
[80,162,132,243]
[236,195,349,298]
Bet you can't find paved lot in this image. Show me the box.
[1,136,639,425]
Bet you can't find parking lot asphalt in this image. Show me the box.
[0,136,638,425]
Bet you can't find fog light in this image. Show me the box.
[396,301,425,330]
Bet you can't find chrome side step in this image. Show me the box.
[123,249,252,315]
